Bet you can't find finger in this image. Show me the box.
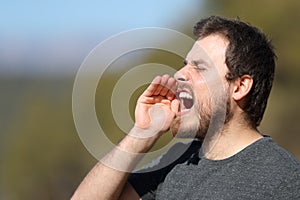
[166,78,177,100]
[142,95,164,104]
[171,99,180,114]
[160,75,173,96]
[153,74,169,96]
[142,76,161,97]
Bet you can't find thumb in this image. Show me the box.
[171,99,180,114]
[148,104,166,132]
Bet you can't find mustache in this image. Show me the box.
[176,81,194,92]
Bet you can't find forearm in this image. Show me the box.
[72,75,177,199]
[71,161,130,200]
[71,127,160,200]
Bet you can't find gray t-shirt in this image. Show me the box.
[129,137,300,199]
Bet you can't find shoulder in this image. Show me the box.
[235,137,300,184]
[274,167,300,199]
[256,137,300,170]
[244,137,300,191]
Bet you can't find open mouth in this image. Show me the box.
[177,90,194,114]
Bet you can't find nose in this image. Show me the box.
[174,65,190,82]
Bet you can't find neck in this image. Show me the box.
[200,120,263,160]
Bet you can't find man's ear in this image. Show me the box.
[232,75,253,101]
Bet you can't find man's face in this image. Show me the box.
[171,34,230,139]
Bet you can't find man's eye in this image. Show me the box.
[194,65,206,71]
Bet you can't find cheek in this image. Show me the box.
[192,74,212,98]
[191,73,207,90]
[204,73,228,99]
[191,72,227,107]
[191,70,222,90]
[193,83,211,109]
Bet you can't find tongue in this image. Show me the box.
[183,98,193,109]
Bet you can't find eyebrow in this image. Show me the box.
[183,59,209,66]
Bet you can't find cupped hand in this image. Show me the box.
[134,74,180,134]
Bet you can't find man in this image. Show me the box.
[72,16,300,199]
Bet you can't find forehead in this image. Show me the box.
[186,34,228,70]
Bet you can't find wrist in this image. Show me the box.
[119,126,161,153]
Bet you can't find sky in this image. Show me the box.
[0,0,203,77]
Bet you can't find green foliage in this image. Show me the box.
[0,79,95,199]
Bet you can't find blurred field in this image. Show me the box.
[1,0,300,199]
[1,70,299,199]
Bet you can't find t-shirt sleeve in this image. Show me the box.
[128,160,170,200]
[275,168,300,199]
[128,140,202,199]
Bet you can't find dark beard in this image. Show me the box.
[170,101,210,140]
[171,94,232,141]
[205,93,232,137]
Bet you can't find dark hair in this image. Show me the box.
[193,16,276,127]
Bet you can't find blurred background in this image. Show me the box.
[1,0,299,199]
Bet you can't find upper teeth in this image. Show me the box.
[179,92,193,99]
